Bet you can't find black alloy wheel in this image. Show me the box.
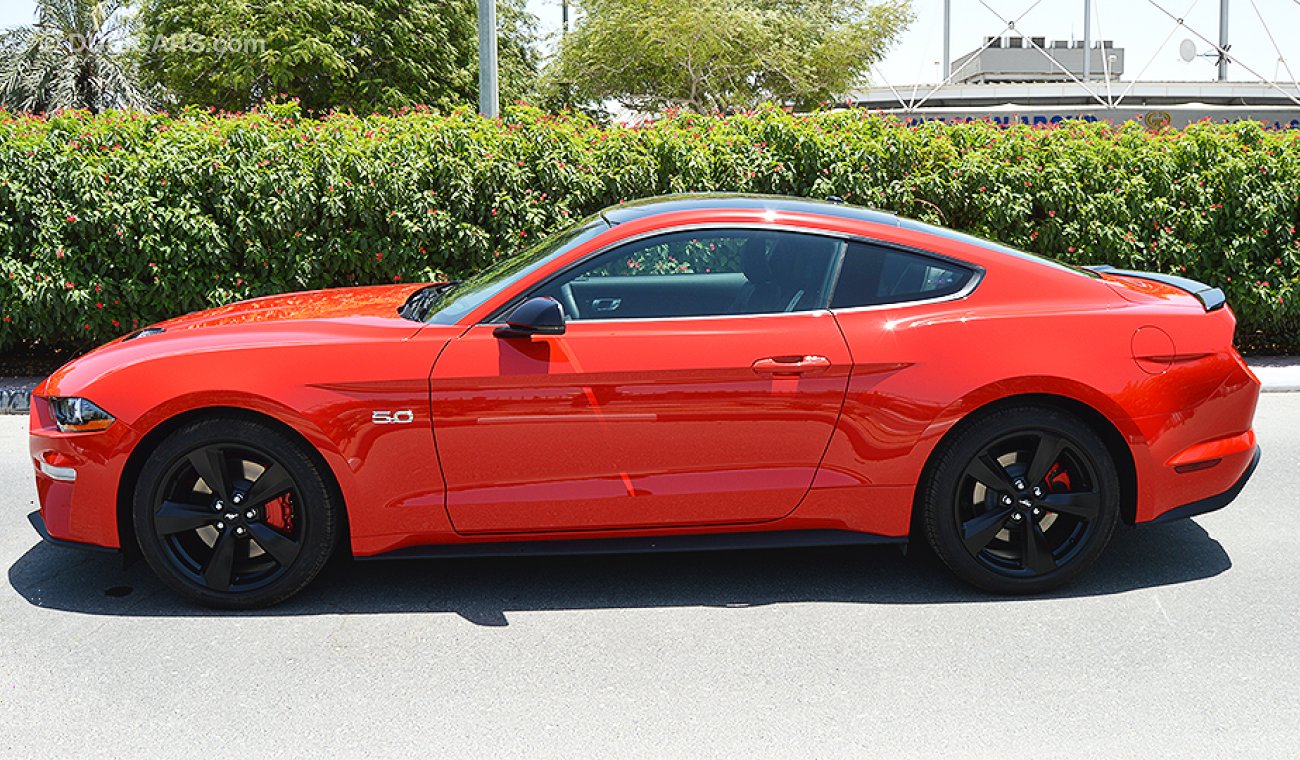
[923,405,1120,594]
[134,417,338,608]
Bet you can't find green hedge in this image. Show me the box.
[2,103,1298,353]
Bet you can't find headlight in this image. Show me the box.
[48,397,116,433]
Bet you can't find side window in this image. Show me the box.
[582,233,749,277]
[831,242,974,309]
[533,229,842,320]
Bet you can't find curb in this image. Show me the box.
[2,360,1297,416]
[1245,357,1300,393]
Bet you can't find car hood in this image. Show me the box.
[39,284,443,398]
[151,283,432,331]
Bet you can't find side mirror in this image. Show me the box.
[493,296,566,339]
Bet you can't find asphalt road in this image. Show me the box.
[2,398,1298,758]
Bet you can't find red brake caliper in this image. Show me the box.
[1045,464,1071,503]
[262,494,294,534]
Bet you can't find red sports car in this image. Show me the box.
[28,194,1261,608]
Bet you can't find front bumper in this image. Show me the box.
[30,393,138,550]
[1150,445,1261,524]
[27,510,117,554]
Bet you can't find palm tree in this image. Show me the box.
[0,0,149,112]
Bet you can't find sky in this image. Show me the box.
[526,0,1300,87]
[3,0,1299,87]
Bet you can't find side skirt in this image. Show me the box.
[359,529,906,561]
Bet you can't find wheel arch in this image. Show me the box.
[912,391,1140,539]
[116,406,353,563]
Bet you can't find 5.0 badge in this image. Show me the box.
[371,410,414,424]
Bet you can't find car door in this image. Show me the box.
[429,227,853,534]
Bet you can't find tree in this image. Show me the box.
[136,0,539,114]
[0,0,150,113]
[545,0,913,114]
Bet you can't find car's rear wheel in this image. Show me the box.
[923,405,1120,594]
[133,417,339,609]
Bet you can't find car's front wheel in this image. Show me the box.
[133,416,339,609]
[923,405,1120,594]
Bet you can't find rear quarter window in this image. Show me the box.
[831,242,975,309]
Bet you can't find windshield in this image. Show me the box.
[425,214,610,324]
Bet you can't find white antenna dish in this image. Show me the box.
[1179,39,1197,63]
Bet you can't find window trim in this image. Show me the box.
[482,222,984,324]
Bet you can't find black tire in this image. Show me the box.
[923,405,1120,594]
[133,416,339,609]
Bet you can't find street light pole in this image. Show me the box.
[477,0,499,117]
[1083,0,1092,81]
[1218,0,1230,81]
[941,0,950,80]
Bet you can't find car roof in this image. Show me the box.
[599,192,1096,281]
[599,193,903,228]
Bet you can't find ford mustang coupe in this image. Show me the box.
[29,194,1260,608]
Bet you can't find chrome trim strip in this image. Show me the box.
[827,268,985,315]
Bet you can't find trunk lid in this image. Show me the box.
[1085,265,1226,312]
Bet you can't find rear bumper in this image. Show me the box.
[1131,346,1261,523]
[1149,446,1260,524]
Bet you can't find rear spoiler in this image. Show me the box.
[1084,265,1227,312]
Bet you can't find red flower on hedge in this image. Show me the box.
[65,214,77,223]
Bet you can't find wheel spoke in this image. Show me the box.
[155,500,217,535]
[243,464,293,507]
[202,529,237,591]
[188,447,231,502]
[1026,432,1066,487]
[247,523,301,567]
[966,453,1015,493]
[1021,521,1057,574]
[962,507,1015,553]
[1041,490,1100,520]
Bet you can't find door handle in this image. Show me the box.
[751,355,832,376]
[591,297,622,312]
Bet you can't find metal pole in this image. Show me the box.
[563,0,570,34]
[1218,0,1229,81]
[942,0,950,80]
[1083,0,1092,81]
[477,0,499,117]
